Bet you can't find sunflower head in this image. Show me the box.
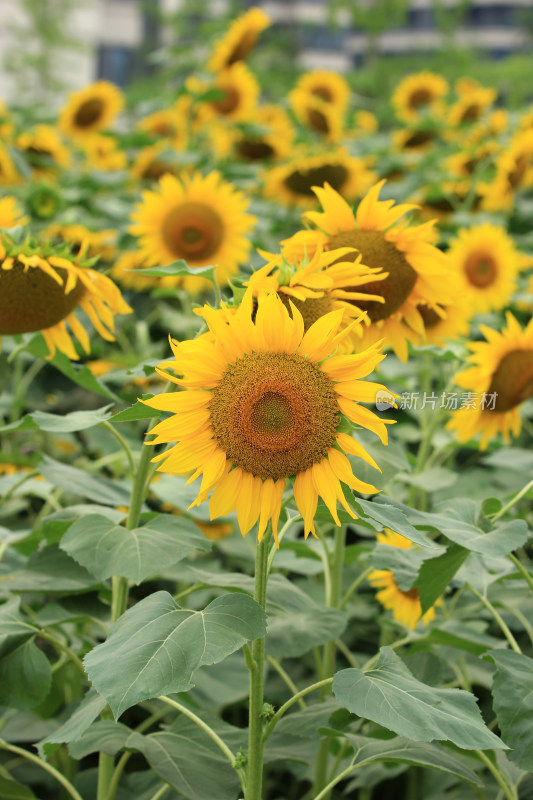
[201,63,260,122]
[392,72,449,123]
[143,289,393,543]
[289,88,344,142]
[293,70,350,113]
[447,313,533,449]
[0,232,131,360]
[17,124,71,174]
[59,81,124,139]
[82,135,127,171]
[207,7,270,72]
[26,183,63,220]
[0,196,28,229]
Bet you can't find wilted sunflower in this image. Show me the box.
[143,290,392,543]
[285,180,453,361]
[0,235,131,359]
[293,70,350,114]
[369,529,440,629]
[263,150,375,208]
[289,89,344,142]
[447,313,533,449]
[59,81,124,139]
[17,124,71,175]
[129,170,256,293]
[246,244,387,341]
[392,72,449,123]
[448,224,526,313]
[0,197,28,229]
[207,6,270,72]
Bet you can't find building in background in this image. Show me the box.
[0,0,531,101]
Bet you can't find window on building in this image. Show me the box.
[96,45,136,87]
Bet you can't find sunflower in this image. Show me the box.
[16,124,71,174]
[416,298,471,346]
[137,108,184,142]
[110,249,188,293]
[0,143,21,185]
[130,142,181,182]
[82,135,127,171]
[292,70,350,114]
[232,105,294,162]
[392,126,438,152]
[129,170,256,294]
[43,223,117,263]
[445,141,499,179]
[198,63,260,124]
[481,130,533,211]
[0,235,131,360]
[26,183,63,220]
[446,86,496,129]
[143,289,392,543]
[0,99,14,139]
[246,243,387,340]
[289,89,344,142]
[392,72,449,123]
[285,180,453,361]
[447,313,533,449]
[354,110,378,134]
[59,81,124,139]
[263,150,375,208]
[207,6,270,72]
[447,224,526,313]
[0,197,28,229]
[369,529,440,629]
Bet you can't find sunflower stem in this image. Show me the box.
[0,739,84,800]
[467,584,522,654]
[246,528,271,800]
[98,423,156,800]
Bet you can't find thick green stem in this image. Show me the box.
[467,585,522,653]
[246,531,271,800]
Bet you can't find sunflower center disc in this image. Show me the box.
[508,154,529,189]
[307,108,329,134]
[311,86,333,102]
[409,88,432,109]
[227,31,258,65]
[284,164,348,197]
[327,229,417,322]
[209,351,339,480]
[279,293,334,331]
[212,86,240,115]
[0,260,86,334]
[464,253,497,288]
[418,304,444,328]
[487,349,533,412]
[162,202,224,262]
[460,103,481,123]
[74,98,105,128]
[237,139,274,161]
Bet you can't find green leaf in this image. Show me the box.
[0,406,113,434]
[266,574,347,658]
[424,621,505,655]
[61,514,211,584]
[135,260,216,280]
[0,598,38,644]
[26,339,120,401]
[333,647,505,750]
[487,650,533,770]
[40,456,131,507]
[126,717,242,800]
[399,467,458,492]
[0,639,51,710]
[0,777,38,799]
[84,591,267,717]
[109,399,160,423]
[324,732,483,786]
[37,689,107,758]
[68,720,132,759]
[0,544,99,593]
[353,498,440,549]
[415,544,470,614]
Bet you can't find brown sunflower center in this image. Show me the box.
[311,86,333,102]
[0,259,86,335]
[403,130,435,149]
[327,229,417,322]
[284,164,348,197]
[74,98,105,128]
[209,351,339,480]
[212,86,240,115]
[460,103,481,124]
[141,159,177,181]
[162,202,224,262]
[307,108,329,134]
[279,293,334,331]
[408,88,433,109]
[464,252,497,288]
[237,139,275,161]
[508,154,529,189]
[417,304,443,328]
[227,31,258,66]
[486,349,533,413]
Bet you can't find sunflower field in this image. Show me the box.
[0,4,533,800]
